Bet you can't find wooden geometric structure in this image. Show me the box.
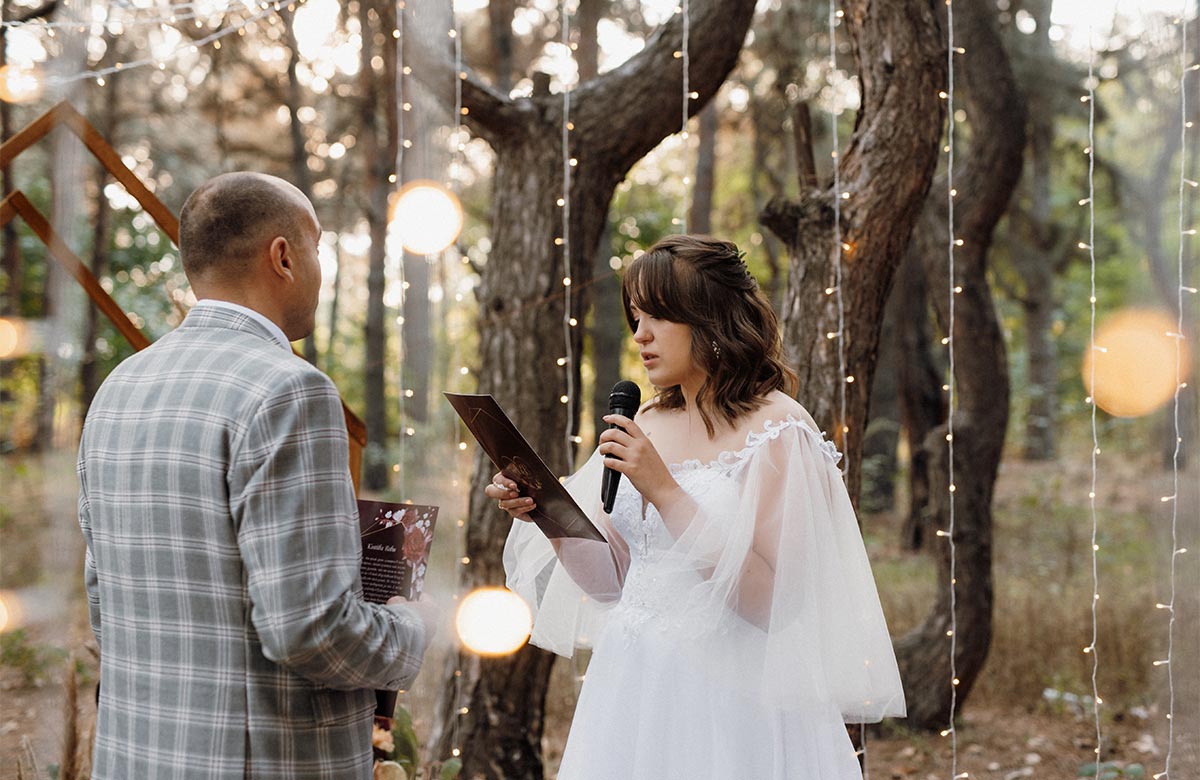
[0,101,368,489]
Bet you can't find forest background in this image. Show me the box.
[0,0,1198,779]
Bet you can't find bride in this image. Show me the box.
[486,235,905,779]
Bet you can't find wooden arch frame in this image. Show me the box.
[0,101,368,488]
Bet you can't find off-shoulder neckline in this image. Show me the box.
[667,414,841,475]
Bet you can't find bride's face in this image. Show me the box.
[630,305,705,389]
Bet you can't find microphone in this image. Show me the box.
[602,380,641,513]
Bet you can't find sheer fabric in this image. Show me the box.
[504,412,904,726]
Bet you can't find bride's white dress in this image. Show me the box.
[505,411,905,780]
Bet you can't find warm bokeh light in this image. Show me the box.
[389,180,464,255]
[455,587,533,657]
[0,592,20,632]
[0,318,18,359]
[1082,308,1193,418]
[0,64,45,104]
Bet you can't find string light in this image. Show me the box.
[560,0,577,473]
[448,2,468,765]
[45,0,304,85]
[1083,27,1103,780]
[828,0,849,471]
[394,0,408,506]
[2,0,238,30]
[1161,9,1192,780]
[679,0,690,232]
[943,3,960,780]
[825,0,859,765]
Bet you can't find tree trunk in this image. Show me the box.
[360,0,398,490]
[325,176,348,375]
[279,5,319,365]
[749,97,784,310]
[487,0,517,93]
[80,41,122,421]
[895,247,945,551]
[0,0,55,319]
[892,0,1026,729]
[862,289,900,515]
[689,102,717,234]
[1,0,22,318]
[1010,0,1058,460]
[421,3,759,776]
[760,0,947,506]
[575,0,622,446]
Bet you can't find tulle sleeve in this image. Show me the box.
[655,417,906,723]
[503,449,628,657]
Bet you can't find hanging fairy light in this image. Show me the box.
[1156,10,1196,780]
[827,2,849,465]
[941,2,964,779]
[47,0,308,85]
[1081,28,1104,780]
[447,3,470,764]
[678,0,691,232]
[393,0,409,503]
[1,1,260,31]
[824,0,860,766]
[560,0,577,473]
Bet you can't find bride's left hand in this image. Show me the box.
[599,414,682,509]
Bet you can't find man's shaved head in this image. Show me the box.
[179,172,314,282]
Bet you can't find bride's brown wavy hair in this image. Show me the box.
[621,235,797,436]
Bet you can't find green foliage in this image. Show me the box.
[390,705,421,776]
[0,628,65,686]
[439,757,463,780]
[1078,761,1146,779]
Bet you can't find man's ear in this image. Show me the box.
[267,236,294,282]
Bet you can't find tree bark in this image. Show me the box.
[760,0,947,506]
[1,1,58,320]
[1004,0,1059,460]
[895,247,945,551]
[279,5,319,365]
[360,0,398,490]
[80,75,120,419]
[892,0,1026,729]
[689,102,717,234]
[575,0,623,446]
[487,0,518,93]
[421,3,759,776]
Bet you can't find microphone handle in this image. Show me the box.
[600,407,636,513]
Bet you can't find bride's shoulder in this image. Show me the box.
[750,391,820,433]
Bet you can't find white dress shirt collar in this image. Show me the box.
[193,299,293,351]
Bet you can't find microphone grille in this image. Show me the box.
[609,380,641,409]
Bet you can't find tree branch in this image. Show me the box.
[569,0,757,169]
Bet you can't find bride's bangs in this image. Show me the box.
[621,249,699,329]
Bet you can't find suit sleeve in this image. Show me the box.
[77,459,102,649]
[229,366,427,691]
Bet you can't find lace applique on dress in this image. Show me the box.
[605,415,841,645]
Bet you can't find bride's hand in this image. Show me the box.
[484,471,536,520]
[599,414,682,509]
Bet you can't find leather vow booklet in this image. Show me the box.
[445,392,604,542]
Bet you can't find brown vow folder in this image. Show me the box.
[446,392,604,542]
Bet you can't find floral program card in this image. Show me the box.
[358,500,438,722]
[358,500,438,602]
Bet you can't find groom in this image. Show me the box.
[77,172,434,779]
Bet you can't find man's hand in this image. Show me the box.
[387,595,441,643]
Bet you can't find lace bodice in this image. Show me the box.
[606,416,842,639]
